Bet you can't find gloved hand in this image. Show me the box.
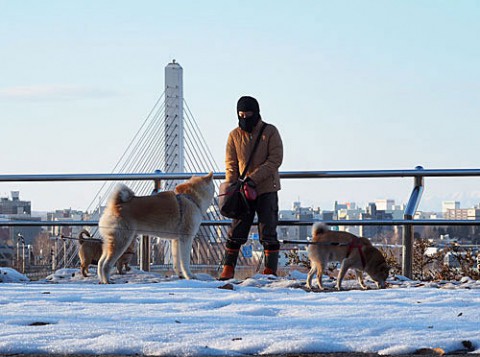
[244,177,256,187]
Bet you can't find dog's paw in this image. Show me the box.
[98,279,114,284]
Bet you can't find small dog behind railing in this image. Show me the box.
[78,229,135,277]
[306,223,390,290]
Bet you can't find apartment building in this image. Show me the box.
[444,208,480,220]
[0,191,31,215]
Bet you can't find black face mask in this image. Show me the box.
[238,113,260,133]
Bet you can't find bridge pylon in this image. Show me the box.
[164,60,184,190]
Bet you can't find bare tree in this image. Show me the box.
[32,231,54,266]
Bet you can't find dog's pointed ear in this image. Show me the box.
[206,171,214,180]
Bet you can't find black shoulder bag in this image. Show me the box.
[219,123,267,219]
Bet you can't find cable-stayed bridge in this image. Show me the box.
[61,61,257,272]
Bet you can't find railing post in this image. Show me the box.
[402,222,414,278]
[152,169,162,194]
[140,170,163,271]
[402,166,424,278]
[52,239,58,271]
[140,235,151,271]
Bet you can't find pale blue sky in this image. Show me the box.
[1,0,480,212]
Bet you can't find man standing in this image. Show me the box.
[219,96,283,280]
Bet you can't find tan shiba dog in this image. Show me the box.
[78,229,135,277]
[98,172,214,284]
[306,223,389,290]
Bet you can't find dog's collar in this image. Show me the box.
[175,194,201,228]
[176,193,201,211]
[176,194,201,224]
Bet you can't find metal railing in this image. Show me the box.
[2,166,480,278]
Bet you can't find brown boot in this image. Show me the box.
[219,265,235,281]
[218,247,239,281]
[263,249,279,276]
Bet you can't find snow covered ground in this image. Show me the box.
[1,267,479,356]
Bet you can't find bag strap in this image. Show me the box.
[239,123,268,180]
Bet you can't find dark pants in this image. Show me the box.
[226,192,280,251]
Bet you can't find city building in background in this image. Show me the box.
[0,191,41,267]
[0,191,31,215]
[442,201,460,213]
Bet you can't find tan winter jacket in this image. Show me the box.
[225,119,283,195]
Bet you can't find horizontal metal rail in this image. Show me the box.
[2,167,480,182]
[1,219,480,227]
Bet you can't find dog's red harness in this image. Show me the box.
[347,236,366,268]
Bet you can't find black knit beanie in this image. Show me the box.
[237,96,260,113]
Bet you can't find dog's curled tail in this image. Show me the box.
[103,184,135,218]
[109,184,135,205]
[78,229,91,244]
[312,222,330,236]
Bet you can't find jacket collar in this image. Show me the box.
[252,119,264,134]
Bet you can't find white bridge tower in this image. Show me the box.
[164,60,184,189]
